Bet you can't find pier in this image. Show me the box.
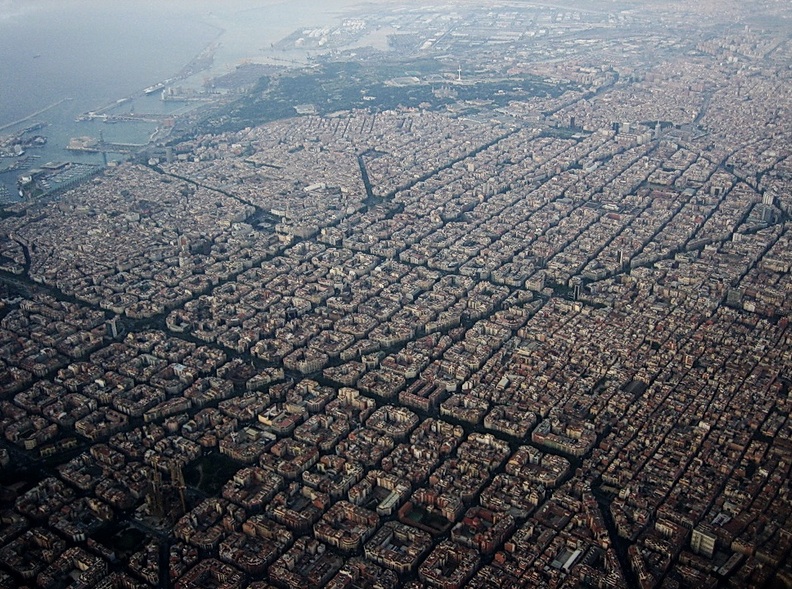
[75,112,175,125]
[0,98,72,133]
[66,136,146,155]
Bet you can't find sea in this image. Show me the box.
[0,0,375,202]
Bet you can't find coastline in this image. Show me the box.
[0,0,383,203]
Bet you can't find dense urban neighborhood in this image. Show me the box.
[1,1,791,588]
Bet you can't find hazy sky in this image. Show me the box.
[0,0,351,25]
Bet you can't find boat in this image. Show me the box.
[143,82,166,95]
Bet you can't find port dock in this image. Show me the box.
[66,136,146,155]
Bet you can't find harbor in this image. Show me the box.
[0,1,329,205]
[0,44,219,203]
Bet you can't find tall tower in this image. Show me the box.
[99,130,108,167]
[169,460,187,515]
[147,461,165,518]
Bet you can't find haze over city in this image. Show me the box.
[0,1,790,588]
